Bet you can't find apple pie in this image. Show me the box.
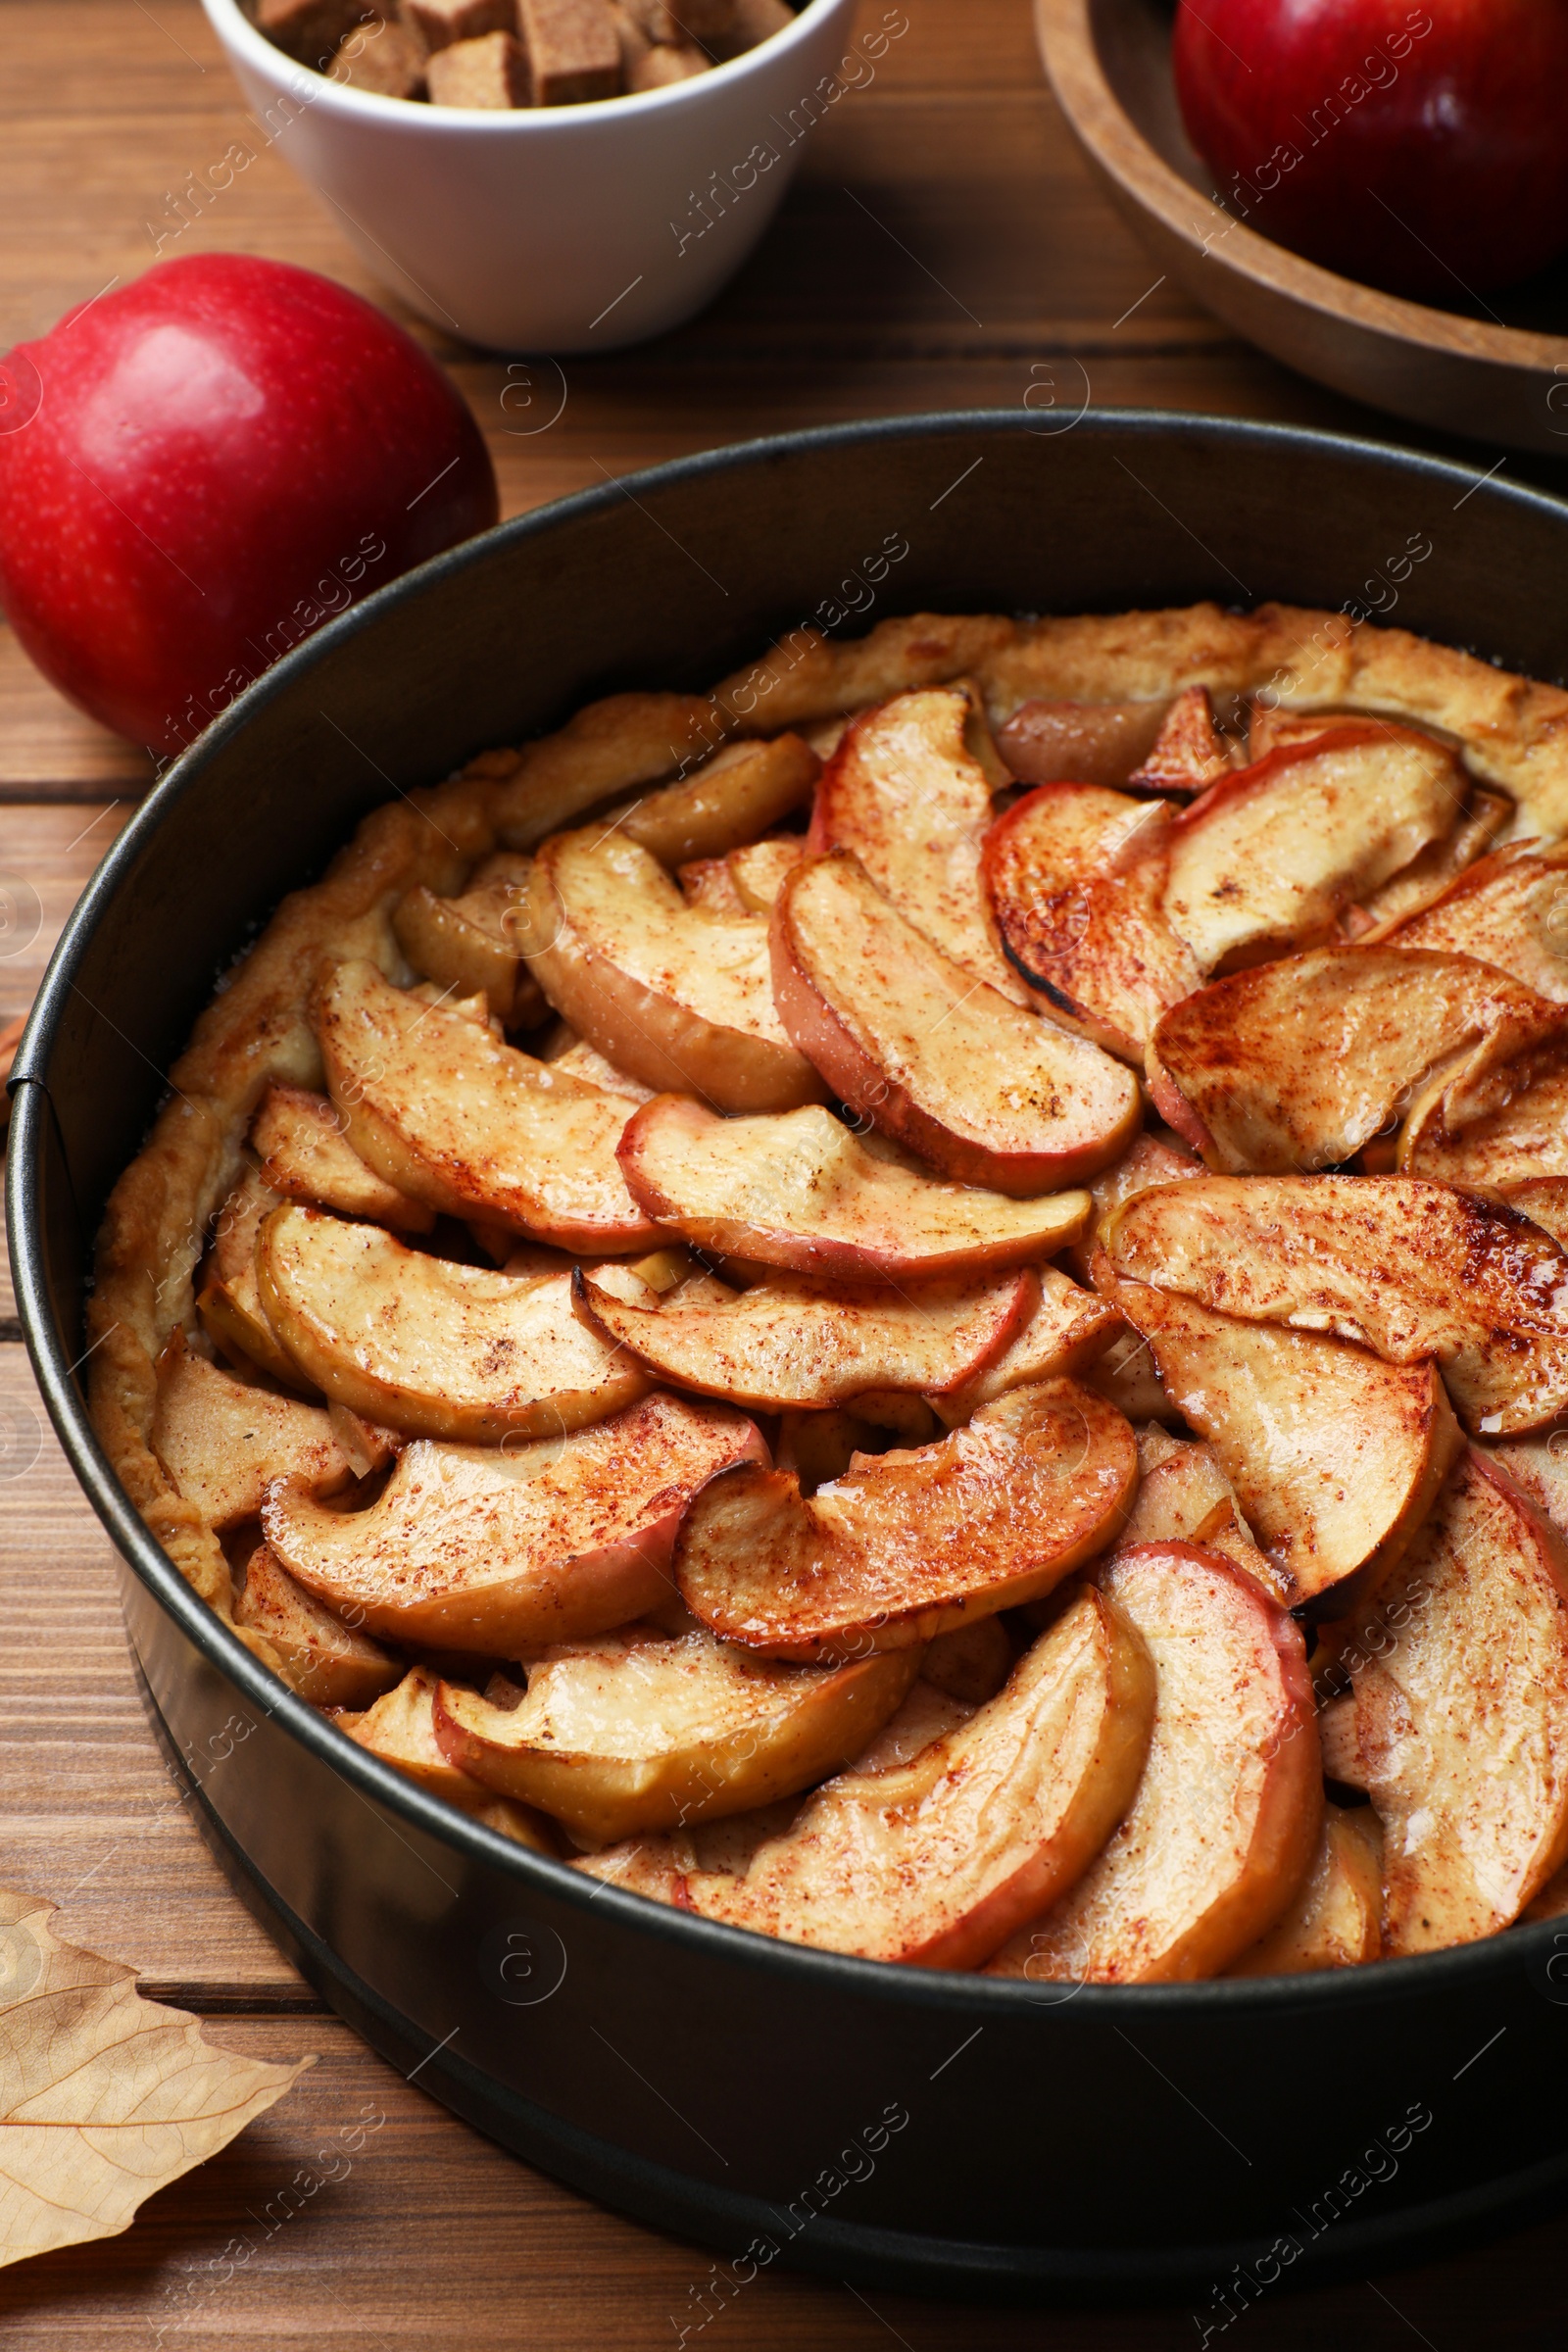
[93,599,1568,1982]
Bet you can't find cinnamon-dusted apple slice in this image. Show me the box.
[392,851,546,1029]
[234,1542,402,1710]
[618,1097,1091,1280]
[987,1542,1320,1984]
[1161,723,1461,975]
[538,1023,655,1102]
[313,959,660,1254]
[928,1264,1122,1425]
[516,830,825,1113]
[432,1627,919,1842]
[657,1588,1154,1968]
[1226,1806,1382,1977]
[1124,686,1232,794]
[675,1379,1137,1661]
[1148,949,1566,1172]
[676,856,750,915]
[982,785,1201,1060]
[250,1084,434,1233]
[771,851,1140,1193]
[1338,1450,1568,1953]
[608,733,819,868]
[1094,1265,1463,1612]
[727,836,802,913]
[1351,786,1513,936]
[573,1262,1032,1412]
[809,685,1029,1004]
[1380,838,1568,1001]
[1479,1423,1568,1535]
[1105,1174,1568,1437]
[257,1206,651,1445]
[1064,1126,1202,1281]
[196,1167,313,1391]
[994,697,1169,788]
[1499,1180,1568,1250]
[1401,1055,1568,1188]
[264,1391,765,1655]
[1085,1327,1183,1428]
[151,1333,359,1531]
[340,1666,556,1851]
[1115,1435,1279,1597]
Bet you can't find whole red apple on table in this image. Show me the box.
[1172,0,1568,300]
[0,254,498,756]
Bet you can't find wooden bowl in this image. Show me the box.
[1036,0,1568,453]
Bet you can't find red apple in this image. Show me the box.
[1173,0,1568,301]
[0,255,498,755]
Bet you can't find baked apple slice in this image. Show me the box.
[196,1167,313,1390]
[727,837,802,913]
[313,958,661,1253]
[617,1096,1092,1280]
[392,851,546,1028]
[1338,1450,1568,1953]
[771,850,1140,1192]
[250,1084,434,1233]
[986,1542,1320,1983]
[1160,724,1460,975]
[993,697,1169,788]
[1380,838,1568,1001]
[431,1627,918,1842]
[1225,1806,1382,1976]
[1106,1174,1568,1437]
[608,733,819,868]
[928,1264,1122,1425]
[234,1542,402,1709]
[1479,1423,1568,1535]
[516,829,825,1113]
[340,1666,556,1850]
[263,1391,766,1654]
[1095,1265,1463,1611]
[654,1588,1154,1968]
[675,1378,1137,1660]
[1064,1125,1202,1282]
[151,1333,358,1530]
[809,685,1029,1004]
[1351,786,1514,937]
[1400,1055,1568,1189]
[258,1205,651,1444]
[573,1262,1032,1411]
[1116,1433,1279,1596]
[1124,686,1232,795]
[1148,948,1566,1172]
[981,784,1201,1060]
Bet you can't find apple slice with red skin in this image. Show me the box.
[617,1095,1092,1281]
[263,1390,766,1655]
[234,1542,402,1711]
[515,827,826,1114]
[675,1378,1137,1662]
[808,684,1029,1004]
[314,958,660,1254]
[770,849,1141,1194]
[1380,838,1568,1002]
[982,784,1200,1061]
[432,1626,920,1843]
[1094,1262,1464,1614]
[1338,1449,1568,1954]
[1105,1173,1568,1438]
[1225,1805,1382,1977]
[340,1666,556,1851]
[573,1261,1033,1412]
[986,1541,1320,1984]
[928,1264,1122,1426]
[1148,948,1568,1173]
[639,1587,1155,1970]
[1160,723,1462,976]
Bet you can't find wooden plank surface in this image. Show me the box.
[2,0,1565,2341]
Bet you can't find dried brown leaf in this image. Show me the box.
[0,1886,313,2268]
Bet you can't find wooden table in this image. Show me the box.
[3,3,1565,2342]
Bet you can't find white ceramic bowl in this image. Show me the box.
[201,0,866,350]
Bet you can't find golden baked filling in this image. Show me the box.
[91,600,1568,1982]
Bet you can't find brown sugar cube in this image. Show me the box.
[606,0,651,76]
[256,0,379,65]
[709,0,791,58]
[628,37,707,86]
[426,26,530,101]
[515,0,622,103]
[403,0,514,50]
[626,0,734,41]
[328,16,430,93]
